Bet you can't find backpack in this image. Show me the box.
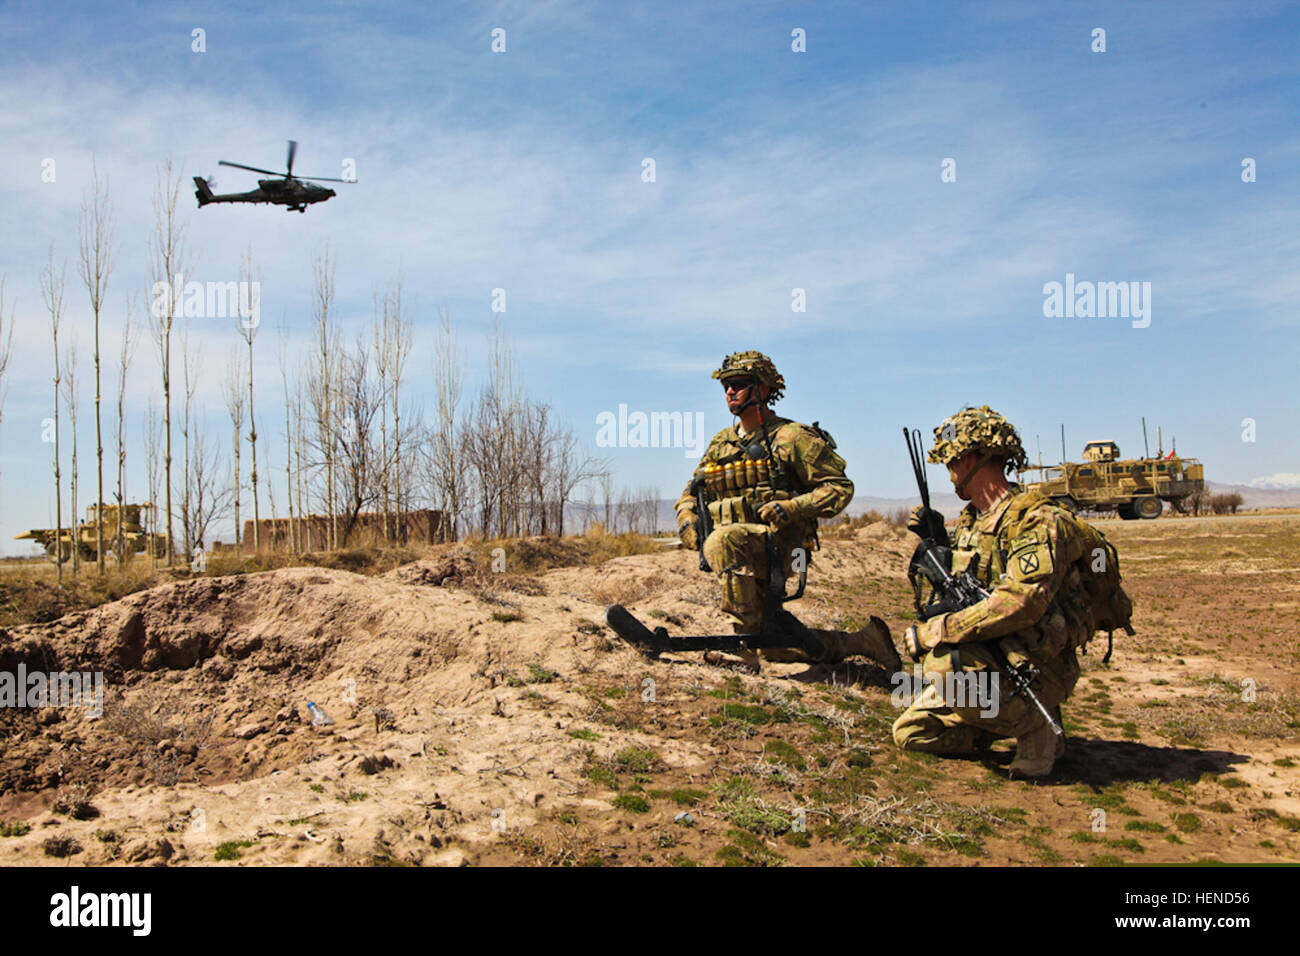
[1067,514,1135,662]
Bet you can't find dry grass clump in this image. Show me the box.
[102,688,215,785]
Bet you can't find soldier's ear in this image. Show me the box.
[758,383,771,401]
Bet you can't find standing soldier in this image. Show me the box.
[675,351,899,671]
[893,406,1129,778]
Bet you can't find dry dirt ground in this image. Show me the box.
[0,515,1296,867]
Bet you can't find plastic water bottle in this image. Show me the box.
[306,701,334,727]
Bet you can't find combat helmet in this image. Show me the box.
[711,350,785,403]
[928,405,1028,471]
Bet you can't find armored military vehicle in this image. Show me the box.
[14,503,168,561]
[1020,440,1204,519]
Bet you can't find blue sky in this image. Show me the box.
[0,1,1297,551]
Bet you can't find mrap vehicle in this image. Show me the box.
[1019,440,1204,519]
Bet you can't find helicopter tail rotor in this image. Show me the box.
[193,176,215,206]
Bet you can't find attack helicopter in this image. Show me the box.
[194,140,351,213]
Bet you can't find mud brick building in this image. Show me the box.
[236,509,443,553]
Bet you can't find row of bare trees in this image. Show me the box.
[21,157,654,571]
[32,159,247,575]
[425,316,608,540]
[1183,491,1245,516]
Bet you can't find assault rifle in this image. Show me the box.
[903,427,1063,739]
[689,471,713,572]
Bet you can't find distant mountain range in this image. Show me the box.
[1204,481,1300,509]
[1246,473,1300,491]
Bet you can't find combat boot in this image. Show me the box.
[1008,719,1059,779]
[823,616,902,671]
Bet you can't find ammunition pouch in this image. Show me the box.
[707,495,758,527]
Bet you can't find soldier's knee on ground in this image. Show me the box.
[892,711,995,754]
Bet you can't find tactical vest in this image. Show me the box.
[950,488,1099,655]
[693,423,819,550]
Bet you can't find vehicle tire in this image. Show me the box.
[1135,497,1163,520]
[44,540,74,563]
[1117,503,1137,520]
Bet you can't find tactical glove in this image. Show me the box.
[903,615,947,661]
[758,500,794,529]
[759,495,815,530]
[678,518,699,551]
[907,505,946,540]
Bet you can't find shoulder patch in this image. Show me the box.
[1008,530,1044,554]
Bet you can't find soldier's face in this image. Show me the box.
[947,452,979,499]
[723,378,759,413]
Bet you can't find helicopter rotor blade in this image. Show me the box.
[286,140,298,178]
[219,160,282,177]
[293,174,354,183]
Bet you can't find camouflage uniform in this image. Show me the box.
[893,407,1089,757]
[675,353,853,637]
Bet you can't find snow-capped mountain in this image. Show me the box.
[1246,474,1300,491]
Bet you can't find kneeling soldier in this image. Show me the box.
[675,350,899,671]
[893,406,1105,778]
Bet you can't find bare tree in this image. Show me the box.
[237,247,261,551]
[262,429,278,550]
[548,426,607,537]
[372,292,390,541]
[76,162,116,574]
[615,485,633,534]
[335,333,383,544]
[520,401,554,534]
[294,369,310,550]
[62,342,80,575]
[143,399,161,568]
[41,250,67,581]
[599,470,614,531]
[277,315,298,553]
[221,349,247,547]
[150,156,190,566]
[178,329,198,558]
[184,424,232,556]
[485,320,523,537]
[384,278,413,540]
[114,300,136,566]
[430,306,462,541]
[310,249,338,549]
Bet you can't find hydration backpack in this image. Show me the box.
[1068,515,1135,662]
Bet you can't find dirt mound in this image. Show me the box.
[0,521,1295,867]
[382,547,482,588]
